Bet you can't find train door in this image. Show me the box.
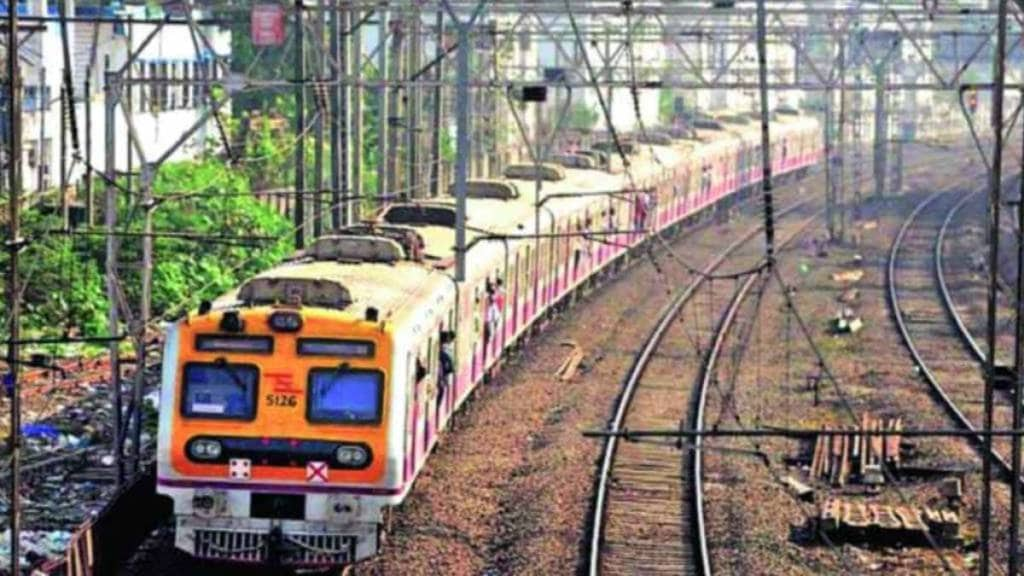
[566,219,576,287]
[524,245,533,322]
[422,335,435,452]
[406,351,418,477]
[471,284,482,384]
[511,251,520,335]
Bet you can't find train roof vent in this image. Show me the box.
[592,140,636,155]
[379,202,458,228]
[503,163,566,182]
[636,132,674,145]
[309,234,406,263]
[238,277,353,309]
[693,118,724,130]
[450,179,521,200]
[330,224,426,261]
[577,149,610,167]
[552,153,597,170]
[667,126,697,139]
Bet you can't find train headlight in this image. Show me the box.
[335,445,369,468]
[188,438,223,461]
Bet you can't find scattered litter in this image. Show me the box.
[940,477,963,504]
[831,311,864,335]
[861,220,878,231]
[554,341,585,382]
[831,269,864,284]
[838,288,860,305]
[144,390,160,410]
[0,529,72,570]
[781,475,814,502]
[21,424,59,440]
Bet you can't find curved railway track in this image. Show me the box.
[588,199,822,576]
[887,188,1016,479]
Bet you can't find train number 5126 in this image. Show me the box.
[265,394,298,407]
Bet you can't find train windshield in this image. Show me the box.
[182,362,258,420]
[308,369,383,424]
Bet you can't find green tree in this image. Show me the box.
[567,102,600,133]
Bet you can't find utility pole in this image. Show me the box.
[6,4,23,570]
[893,119,905,194]
[124,22,132,223]
[103,61,124,490]
[823,88,835,240]
[1012,70,1024,576]
[59,83,68,228]
[85,70,93,226]
[455,20,470,280]
[440,0,486,282]
[351,5,363,221]
[377,9,389,201]
[134,160,153,475]
[755,0,775,265]
[330,0,349,228]
[37,66,45,194]
[408,8,422,197]
[313,0,326,238]
[294,0,306,248]
[872,63,887,198]
[982,1,1008,574]
[836,38,846,242]
[429,9,445,198]
[387,17,403,197]
[852,73,863,217]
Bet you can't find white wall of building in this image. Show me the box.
[13,2,230,199]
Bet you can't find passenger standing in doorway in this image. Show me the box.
[486,281,502,357]
[438,330,455,426]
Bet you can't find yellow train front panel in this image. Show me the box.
[165,307,392,488]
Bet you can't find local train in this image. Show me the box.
[156,109,822,567]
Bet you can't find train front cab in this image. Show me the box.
[156,305,400,567]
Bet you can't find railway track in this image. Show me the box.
[588,198,823,576]
[887,188,1017,480]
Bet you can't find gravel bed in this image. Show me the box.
[701,150,1010,575]
[355,180,820,576]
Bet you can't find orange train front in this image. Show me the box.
[156,112,822,567]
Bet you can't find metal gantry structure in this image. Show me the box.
[2,0,1024,573]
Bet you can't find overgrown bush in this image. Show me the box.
[0,157,293,348]
[136,157,293,319]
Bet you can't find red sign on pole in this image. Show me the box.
[251,4,285,47]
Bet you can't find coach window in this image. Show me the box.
[307,368,384,425]
[181,361,258,420]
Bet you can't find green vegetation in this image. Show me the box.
[659,89,681,126]
[567,102,600,133]
[3,2,447,349]
[0,156,292,351]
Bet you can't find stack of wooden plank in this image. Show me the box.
[809,414,903,486]
[819,498,961,547]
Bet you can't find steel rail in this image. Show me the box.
[887,190,1015,479]
[936,191,988,362]
[691,255,762,576]
[587,196,819,576]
